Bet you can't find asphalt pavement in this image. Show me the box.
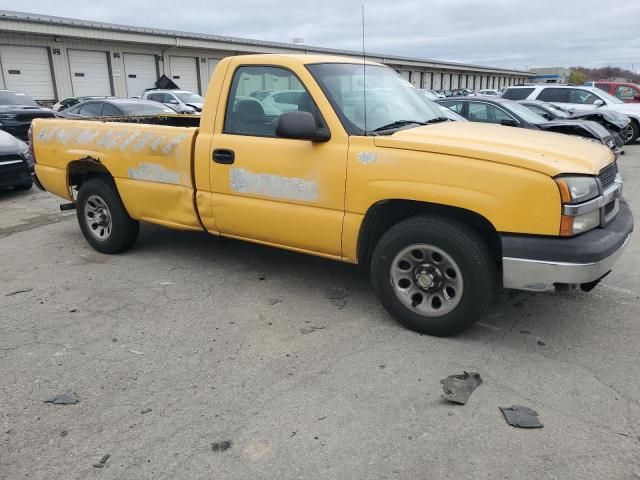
[1,146,639,479]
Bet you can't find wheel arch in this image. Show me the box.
[67,157,113,190]
[357,199,502,268]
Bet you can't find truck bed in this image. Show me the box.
[32,117,203,231]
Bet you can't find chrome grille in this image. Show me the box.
[598,162,618,190]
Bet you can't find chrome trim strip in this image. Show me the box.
[0,159,23,166]
[502,234,630,292]
[562,181,622,216]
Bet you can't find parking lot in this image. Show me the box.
[1,148,639,479]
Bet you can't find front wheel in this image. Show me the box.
[622,120,639,144]
[370,216,498,336]
[76,177,139,254]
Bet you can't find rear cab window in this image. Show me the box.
[501,87,534,100]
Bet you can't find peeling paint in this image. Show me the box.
[149,136,163,152]
[127,163,180,185]
[119,131,140,151]
[56,129,71,145]
[76,129,100,144]
[357,151,377,164]
[230,168,317,202]
[162,134,187,155]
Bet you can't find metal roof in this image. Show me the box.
[0,10,530,76]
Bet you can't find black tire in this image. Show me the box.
[622,119,639,145]
[76,177,139,254]
[14,180,33,191]
[370,216,497,336]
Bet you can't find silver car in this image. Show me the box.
[142,90,204,114]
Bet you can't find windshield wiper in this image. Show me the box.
[424,116,450,124]
[370,120,427,133]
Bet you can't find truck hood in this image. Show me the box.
[373,122,613,176]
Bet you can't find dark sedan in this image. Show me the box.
[58,98,176,118]
[0,90,55,141]
[0,129,33,191]
[517,99,631,147]
[437,97,620,155]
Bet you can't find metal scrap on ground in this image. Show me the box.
[93,454,110,468]
[440,372,483,405]
[44,390,79,405]
[5,288,33,296]
[325,287,349,309]
[211,440,232,452]
[499,405,544,428]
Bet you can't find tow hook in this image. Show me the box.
[60,202,76,212]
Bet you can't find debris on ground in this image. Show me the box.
[60,430,68,437]
[5,288,33,296]
[310,325,325,330]
[128,350,145,355]
[268,298,283,305]
[512,301,524,308]
[325,287,349,308]
[93,454,110,468]
[140,408,152,414]
[69,307,77,313]
[499,405,544,428]
[157,282,175,285]
[520,329,531,334]
[537,340,547,346]
[300,327,316,335]
[440,372,482,405]
[44,390,79,405]
[211,440,232,452]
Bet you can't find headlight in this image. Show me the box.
[561,209,600,236]
[555,176,599,204]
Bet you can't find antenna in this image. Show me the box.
[361,4,367,134]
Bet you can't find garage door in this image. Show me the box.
[68,50,112,96]
[432,73,442,90]
[206,58,220,91]
[422,72,432,89]
[169,56,199,93]
[0,46,55,100]
[123,54,157,97]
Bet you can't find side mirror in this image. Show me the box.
[593,99,604,107]
[276,111,330,142]
[500,119,518,127]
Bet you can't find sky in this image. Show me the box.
[2,0,639,71]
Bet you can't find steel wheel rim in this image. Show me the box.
[390,243,464,317]
[622,124,634,143]
[84,194,112,241]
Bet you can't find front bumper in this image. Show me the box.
[0,158,32,189]
[501,199,633,292]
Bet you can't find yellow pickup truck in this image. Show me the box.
[31,54,633,336]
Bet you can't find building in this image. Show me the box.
[529,67,570,84]
[0,10,531,104]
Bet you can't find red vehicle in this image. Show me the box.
[593,82,640,103]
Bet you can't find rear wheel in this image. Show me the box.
[370,216,497,336]
[76,177,139,254]
[622,119,639,144]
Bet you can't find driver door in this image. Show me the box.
[208,64,348,258]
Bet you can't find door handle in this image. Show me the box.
[212,149,235,164]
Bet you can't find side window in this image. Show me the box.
[490,105,514,122]
[440,100,464,114]
[468,103,514,124]
[224,66,323,137]
[595,83,610,93]
[101,103,121,116]
[537,88,570,103]
[569,89,601,105]
[526,105,549,117]
[78,102,104,117]
[147,93,161,102]
[615,86,636,101]
[501,87,534,100]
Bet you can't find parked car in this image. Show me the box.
[142,90,204,113]
[502,85,640,143]
[591,82,640,103]
[31,54,632,337]
[0,129,33,191]
[425,89,446,99]
[0,90,55,141]
[51,96,113,112]
[468,89,501,97]
[437,97,620,155]
[249,90,276,101]
[518,99,631,148]
[58,98,176,118]
[259,90,306,113]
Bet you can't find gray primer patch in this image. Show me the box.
[76,129,100,144]
[230,168,317,202]
[162,134,187,155]
[127,163,180,185]
[357,151,377,164]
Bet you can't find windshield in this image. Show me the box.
[593,89,623,104]
[502,100,549,124]
[307,63,446,134]
[175,92,203,104]
[0,91,39,106]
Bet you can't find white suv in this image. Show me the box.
[503,85,640,143]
